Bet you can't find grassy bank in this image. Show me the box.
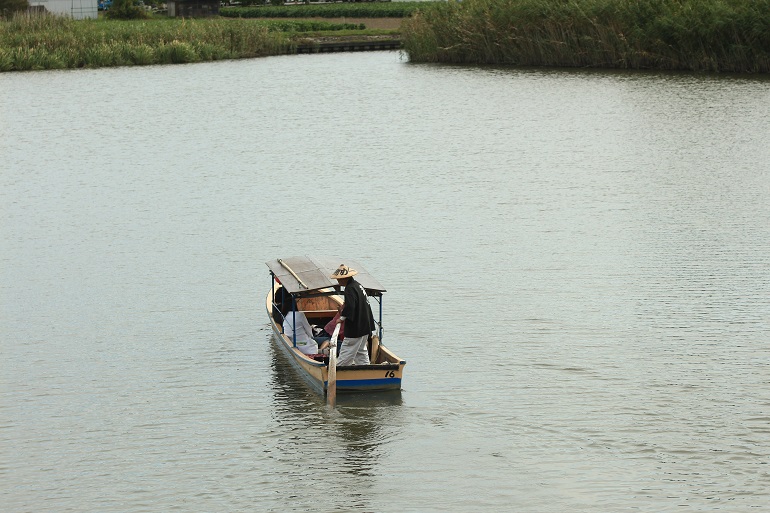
[401,0,770,73]
[220,2,431,19]
[0,14,299,71]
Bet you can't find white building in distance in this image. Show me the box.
[28,0,98,19]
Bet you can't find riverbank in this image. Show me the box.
[0,13,402,71]
[4,0,768,73]
[401,0,770,73]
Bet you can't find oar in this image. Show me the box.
[327,323,341,408]
[277,259,308,289]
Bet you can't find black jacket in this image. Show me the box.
[341,278,375,338]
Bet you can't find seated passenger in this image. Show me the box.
[324,309,345,341]
[273,285,291,324]
[320,308,345,357]
[283,309,329,356]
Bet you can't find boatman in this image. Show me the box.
[331,264,375,366]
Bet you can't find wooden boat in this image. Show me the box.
[265,256,406,394]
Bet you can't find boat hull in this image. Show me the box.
[266,289,405,393]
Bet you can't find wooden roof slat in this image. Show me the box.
[266,256,386,295]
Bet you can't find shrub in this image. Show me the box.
[156,40,199,64]
[129,43,155,65]
[106,0,151,20]
[0,0,28,19]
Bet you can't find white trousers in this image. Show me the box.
[337,335,370,366]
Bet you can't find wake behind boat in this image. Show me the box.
[265,256,406,394]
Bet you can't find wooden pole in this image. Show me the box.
[277,258,308,289]
[327,323,341,407]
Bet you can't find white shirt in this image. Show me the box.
[282,310,318,355]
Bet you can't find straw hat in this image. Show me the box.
[330,264,358,280]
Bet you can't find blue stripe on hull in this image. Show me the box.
[327,378,402,391]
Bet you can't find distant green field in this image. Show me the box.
[220,2,432,19]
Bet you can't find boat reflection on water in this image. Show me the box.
[333,390,403,408]
[267,334,405,491]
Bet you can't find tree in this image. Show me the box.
[0,0,29,19]
[106,0,150,19]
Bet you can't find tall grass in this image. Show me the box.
[0,13,293,71]
[402,0,770,73]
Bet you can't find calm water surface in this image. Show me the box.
[2,52,769,512]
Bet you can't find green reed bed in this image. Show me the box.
[0,13,295,71]
[402,0,770,73]
[220,2,430,19]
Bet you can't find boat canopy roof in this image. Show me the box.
[266,256,386,296]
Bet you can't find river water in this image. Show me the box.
[2,52,769,512]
